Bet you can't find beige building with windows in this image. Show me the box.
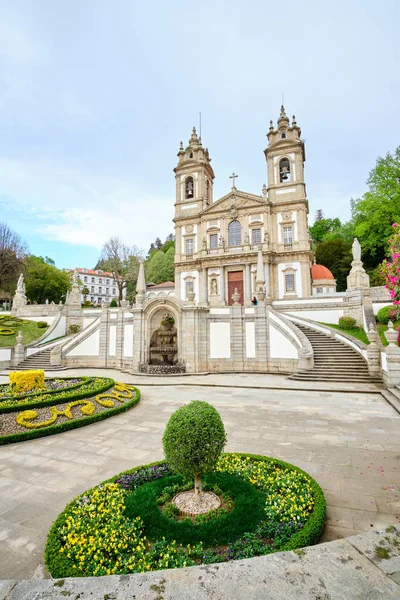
[173,105,313,305]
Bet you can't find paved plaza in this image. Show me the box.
[0,370,399,581]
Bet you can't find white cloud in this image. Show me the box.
[0,157,173,251]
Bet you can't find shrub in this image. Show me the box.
[37,321,48,328]
[68,324,80,334]
[110,298,118,308]
[162,401,227,498]
[338,316,356,330]
[376,305,397,325]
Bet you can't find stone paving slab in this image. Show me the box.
[0,370,399,581]
[1,532,400,600]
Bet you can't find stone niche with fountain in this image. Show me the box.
[139,311,185,374]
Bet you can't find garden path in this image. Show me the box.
[0,369,399,580]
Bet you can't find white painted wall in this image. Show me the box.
[269,324,298,359]
[210,308,230,315]
[67,329,100,356]
[245,322,256,358]
[277,262,302,299]
[123,324,134,357]
[381,352,387,372]
[83,317,97,328]
[210,322,231,358]
[40,315,67,343]
[0,348,11,360]
[109,325,116,356]
[285,309,344,323]
[23,316,54,324]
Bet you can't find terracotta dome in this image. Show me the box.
[311,264,335,280]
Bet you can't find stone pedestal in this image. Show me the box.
[366,324,381,377]
[382,321,400,386]
[50,345,62,367]
[11,331,25,366]
[347,260,370,291]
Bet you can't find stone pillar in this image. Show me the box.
[383,321,400,387]
[200,268,208,304]
[115,309,124,368]
[220,266,225,305]
[11,331,26,366]
[245,264,251,305]
[265,263,272,303]
[99,308,109,367]
[132,306,145,371]
[366,324,381,378]
[255,304,268,366]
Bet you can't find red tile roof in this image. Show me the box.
[311,264,335,280]
[147,281,175,289]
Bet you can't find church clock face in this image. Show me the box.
[283,211,292,221]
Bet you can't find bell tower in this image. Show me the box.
[173,127,215,219]
[264,106,312,299]
[264,105,306,205]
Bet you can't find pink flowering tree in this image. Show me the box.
[382,223,400,337]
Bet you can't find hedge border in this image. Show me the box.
[0,376,91,403]
[45,452,326,578]
[0,384,140,446]
[0,378,115,414]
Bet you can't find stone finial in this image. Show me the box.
[292,115,297,126]
[269,120,274,131]
[135,259,146,306]
[262,184,267,197]
[367,323,379,345]
[16,331,23,345]
[179,141,184,150]
[385,321,398,346]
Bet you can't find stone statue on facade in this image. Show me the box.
[202,237,207,250]
[244,232,250,245]
[352,238,362,262]
[211,278,218,295]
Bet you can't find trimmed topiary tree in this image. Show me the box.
[162,400,227,500]
[110,298,118,308]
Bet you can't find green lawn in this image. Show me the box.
[0,317,49,347]
[377,320,400,347]
[318,322,370,345]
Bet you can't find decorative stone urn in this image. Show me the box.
[186,291,195,304]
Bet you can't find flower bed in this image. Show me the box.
[45,454,326,578]
[0,377,114,412]
[0,380,140,445]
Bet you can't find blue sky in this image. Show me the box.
[0,0,399,269]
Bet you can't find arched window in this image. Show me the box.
[279,158,291,182]
[228,220,242,247]
[187,150,193,159]
[185,176,194,198]
[206,180,210,204]
[281,132,286,139]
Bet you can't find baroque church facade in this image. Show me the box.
[173,106,313,305]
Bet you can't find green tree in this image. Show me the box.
[351,146,400,268]
[25,256,71,303]
[145,251,169,284]
[0,222,28,297]
[81,286,90,303]
[309,218,342,243]
[315,238,353,292]
[162,400,227,499]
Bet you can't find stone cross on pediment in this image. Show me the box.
[229,172,238,189]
